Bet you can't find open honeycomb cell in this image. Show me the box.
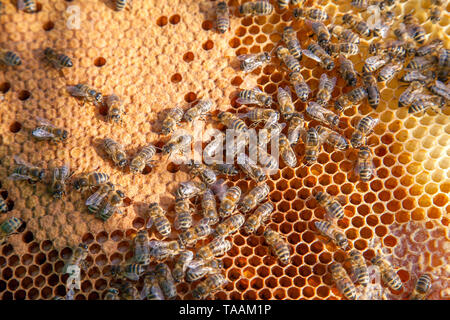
[0,0,449,300]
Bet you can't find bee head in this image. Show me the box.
[38,170,46,181]
[263,52,271,62]
[263,96,273,107]
[329,263,340,273]
[325,60,335,71]
[118,159,128,167]
[73,178,88,191]
[314,191,325,201]
[293,8,303,18]
[336,234,348,249]
[61,130,69,140]
[349,249,359,258]
[44,47,53,56]
[53,190,64,199]
[79,243,88,250]
[116,190,125,198]
[95,93,103,104]
[149,202,158,210]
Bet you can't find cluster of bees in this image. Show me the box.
[0,0,446,300]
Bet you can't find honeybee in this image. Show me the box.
[330,263,357,300]
[239,0,274,16]
[149,239,184,261]
[102,138,128,168]
[133,230,151,265]
[146,202,171,238]
[350,0,385,10]
[115,0,132,11]
[49,164,73,199]
[218,185,241,218]
[0,217,23,245]
[239,182,270,213]
[174,180,206,200]
[104,94,126,125]
[369,41,406,58]
[305,43,335,70]
[201,189,219,225]
[203,132,224,159]
[293,7,328,21]
[141,272,164,300]
[342,13,371,37]
[429,0,442,24]
[118,281,139,300]
[1,48,22,66]
[377,60,403,83]
[104,288,120,300]
[277,86,295,120]
[279,134,297,167]
[187,160,217,185]
[240,108,279,127]
[304,127,321,165]
[238,52,271,73]
[348,250,369,287]
[62,244,88,273]
[209,163,239,177]
[334,87,368,113]
[410,274,432,300]
[130,144,156,174]
[362,72,380,109]
[86,186,125,221]
[251,144,279,173]
[237,153,267,182]
[287,112,306,146]
[315,220,349,250]
[276,46,301,73]
[217,111,248,134]
[215,1,229,33]
[244,202,274,234]
[172,250,194,283]
[328,24,360,44]
[178,219,212,247]
[186,259,223,282]
[196,236,231,261]
[356,146,375,182]
[393,23,417,56]
[409,95,446,114]
[406,56,437,71]
[314,191,345,220]
[371,253,403,290]
[317,74,337,106]
[155,263,177,299]
[214,213,245,238]
[306,101,340,128]
[306,20,330,47]
[17,0,36,13]
[9,155,46,184]
[400,70,433,83]
[162,134,193,157]
[184,99,213,123]
[192,273,228,300]
[264,228,291,265]
[350,115,379,148]
[403,12,426,44]
[43,47,73,71]
[427,79,450,101]
[339,56,358,87]
[73,171,109,192]
[416,39,443,57]
[31,117,69,144]
[67,84,103,107]
[277,0,290,10]
[438,48,449,68]
[289,71,310,102]
[174,198,194,231]
[237,87,273,107]
[111,263,147,281]
[282,26,303,60]
[316,125,349,151]
[161,107,184,135]
[363,55,388,74]
[0,196,8,213]
[326,43,359,58]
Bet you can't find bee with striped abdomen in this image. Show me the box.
[62,243,88,273]
[238,52,271,73]
[73,171,109,192]
[17,0,36,13]
[416,39,443,57]
[378,60,403,83]
[350,115,379,148]
[9,155,46,184]
[307,20,330,46]
[363,55,388,74]
[406,56,437,71]
[196,236,231,261]
[276,46,301,73]
[174,180,206,200]
[133,229,151,265]
[111,263,146,281]
[105,94,126,125]
[316,125,349,151]
[0,217,23,245]
[130,144,156,174]
[149,239,184,261]
[427,80,450,102]
[330,263,356,300]
[438,48,449,68]
[304,43,335,71]
[201,189,219,225]
[103,138,128,168]
[178,219,212,247]
[289,71,310,102]
[43,47,73,70]
[306,101,340,128]
[186,259,223,282]
[368,41,406,58]
[342,13,371,37]
[393,23,417,56]
[215,1,229,33]
[362,72,380,109]
[67,84,103,107]
[238,87,273,107]
[326,42,359,58]
[31,117,69,144]
[277,0,290,10]
[239,0,274,16]
[147,202,171,238]
[240,108,279,127]
[209,163,239,177]
[192,273,228,300]
[172,250,194,283]
[49,164,73,199]
[279,134,297,167]
[315,220,349,250]
[339,56,358,87]
[314,191,345,220]
[115,0,132,11]
[277,86,295,120]
[304,127,321,165]
[282,26,303,60]
[118,281,139,300]
[214,213,245,238]
[218,185,241,218]
[287,112,306,146]
[356,146,375,182]
[155,263,177,299]
[217,111,248,134]
[264,228,291,265]
[0,194,9,213]
[328,24,360,44]
[403,12,426,44]
[87,187,125,221]
[162,133,193,159]
[141,272,164,300]
[174,197,194,231]
[237,153,267,183]
[161,107,184,135]
[186,160,217,186]
[409,95,446,114]
[410,274,432,300]
[371,253,403,290]
[244,202,274,234]
[317,73,337,106]
[239,182,270,213]
[398,81,424,107]
[349,250,369,287]
[334,87,368,114]
[293,7,328,21]
[184,99,213,123]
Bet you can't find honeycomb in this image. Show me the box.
[0,0,449,300]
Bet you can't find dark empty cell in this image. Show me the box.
[28,288,39,300]
[110,252,123,264]
[89,243,101,255]
[34,275,45,287]
[248,256,260,267]
[81,280,92,293]
[28,264,39,277]
[95,254,108,267]
[202,40,214,51]
[88,292,100,300]
[319,253,332,264]
[41,287,52,299]
[313,263,326,276]
[157,16,168,26]
[299,265,312,277]
[317,286,330,298]
[82,232,94,245]
[14,289,26,300]
[94,57,106,67]
[98,104,108,116]
[125,228,137,239]
[2,267,12,280]
[229,37,240,48]
[0,82,11,93]
[18,90,31,101]
[47,250,58,262]
[47,274,59,286]
[170,73,182,83]
[383,235,397,247]
[236,279,249,292]
[60,247,72,259]
[7,279,19,291]
[7,255,19,267]
[0,256,5,268]
[169,14,180,24]
[167,162,180,173]
[243,290,257,300]
[280,222,292,234]
[14,266,26,279]
[35,253,46,265]
[310,241,324,253]
[40,239,52,251]
[9,121,22,133]
[43,21,54,31]
[291,255,302,266]
[132,217,145,229]
[302,231,315,243]
[235,256,247,267]
[110,230,123,241]
[304,253,317,266]
[75,294,86,300]
[2,291,13,300]
[55,285,66,297]
[94,278,107,291]
[202,20,213,30]
[40,263,52,276]
[354,239,367,250]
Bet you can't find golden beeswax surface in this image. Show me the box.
[0,0,449,300]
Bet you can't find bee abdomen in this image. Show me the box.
[2,50,22,66]
[115,0,127,11]
[383,270,403,290]
[154,216,171,237]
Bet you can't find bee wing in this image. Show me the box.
[13,155,31,166]
[302,50,322,63]
[32,127,55,139]
[67,85,88,97]
[187,259,205,269]
[236,96,257,105]
[8,173,31,181]
[57,164,71,182]
[148,240,163,249]
[35,116,55,127]
[146,216,154,229]
[17,0,25,10]
[265,112,279,126]
[329,77,337,90]
[105,94,122,107]
[237,54,256,61]
[365,55,383,65]
[252,86,264,94]
[85,189,108,206]
[319,73,329,89]
[210,179,228,201]
[140,284,150,300]
[435,80,450,93]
